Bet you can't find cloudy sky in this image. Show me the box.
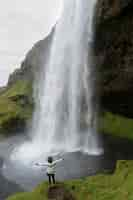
[0,0,62,86]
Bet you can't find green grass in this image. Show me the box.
[7,161,133,200]
[66,160,133,200]
[0,80,33,134]
[99,112,133,140]
[1,80,32,98]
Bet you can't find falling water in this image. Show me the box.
[12,0,103,163]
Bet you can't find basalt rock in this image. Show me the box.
[94,0,133,117]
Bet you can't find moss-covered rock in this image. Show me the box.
[6,160,133,200]
[0,30,54,136]
[0,80,33,135]
[99,112,133,140]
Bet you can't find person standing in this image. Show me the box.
[35,156,64,185]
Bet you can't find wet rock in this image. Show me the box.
[94,0,133,117]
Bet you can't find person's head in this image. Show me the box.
[48,156,53,163]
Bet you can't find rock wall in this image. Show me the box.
[94,0,133,117]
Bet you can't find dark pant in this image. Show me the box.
[47,173,56,184]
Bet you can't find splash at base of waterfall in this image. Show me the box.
[11,128,103,166]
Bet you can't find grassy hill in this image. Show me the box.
[99,112,133,141]
[0,80,33,135]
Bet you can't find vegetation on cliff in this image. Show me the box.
[93,0,133,141]
[99,112,133,140]
[0,80,33,135]
[7,160,133,200]
[94,0,133,118]
[0,31,53,136]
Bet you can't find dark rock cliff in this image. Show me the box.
[94,0,133,117]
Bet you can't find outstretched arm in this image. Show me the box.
[35,162,49,167]
[54,158,64,164]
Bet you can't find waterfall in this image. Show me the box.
[12,0,103,163]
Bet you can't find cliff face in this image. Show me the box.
[0,31,53,134]
[8,30,54,86]
[94,0,133,117]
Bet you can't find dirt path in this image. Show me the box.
[48,184,75,200]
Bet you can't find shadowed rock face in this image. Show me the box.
[94,0,133,117]
[95,0,132,23]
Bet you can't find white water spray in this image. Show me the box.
[12,0,103,164]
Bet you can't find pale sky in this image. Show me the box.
[0,0,62,86]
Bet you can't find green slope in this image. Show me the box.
[0,80,33,135]
[99,112,133,140]
[7,160,133,200]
